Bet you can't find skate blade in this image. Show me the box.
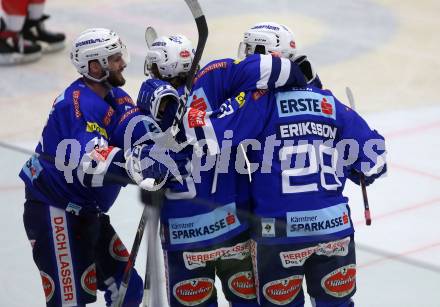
[0,51,42,65]
[40,41,65,54]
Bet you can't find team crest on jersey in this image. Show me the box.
[321,264,356,297]
[81,264,97,296]
[228,271,256,299]
[262,275,303,305]
[40,270,55,302]
[109,234,129,261]
[276,90,336,120]
[173,278,214,306]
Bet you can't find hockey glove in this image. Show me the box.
[125,144,168,190]
[293,54,322,88]
[125,144,189,191]
[136,79,179,122]
[349,165,387,186]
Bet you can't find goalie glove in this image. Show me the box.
[293,54,322,89]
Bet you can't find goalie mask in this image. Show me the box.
[144,34,195,79]
[70,28,130,82]
[238,22,296,59]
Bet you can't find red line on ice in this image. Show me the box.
[358,241,440,269]
[384,120,440,139]
[354,196,440,226]
[389,162,440,181]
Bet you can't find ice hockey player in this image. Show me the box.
[136,29,311,306]
[18,28,176,307]
[0,0,65,65]
[181,21,388,307]
[238,21,323,89]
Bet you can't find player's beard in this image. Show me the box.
[107,70,126,87]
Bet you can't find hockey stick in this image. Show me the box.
[140,192,151,307]
[145,26,158,48]
[142,190,166,307]
[345,87,372,226]
[169,0,208,138]
[115,203,150,307]
[143,26,158,78]
[143,1,208,304]
[119,1,208,305]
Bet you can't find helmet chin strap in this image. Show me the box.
[84,70,110,83]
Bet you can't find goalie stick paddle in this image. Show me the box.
[345,86,372,226]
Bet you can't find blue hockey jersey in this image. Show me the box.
[183,86,387,245]
[158,54,307,250]
[19,78,148,214]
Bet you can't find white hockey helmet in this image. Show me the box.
[70,28,129,82]
[238,22,297,59]
[144,34,194,79]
